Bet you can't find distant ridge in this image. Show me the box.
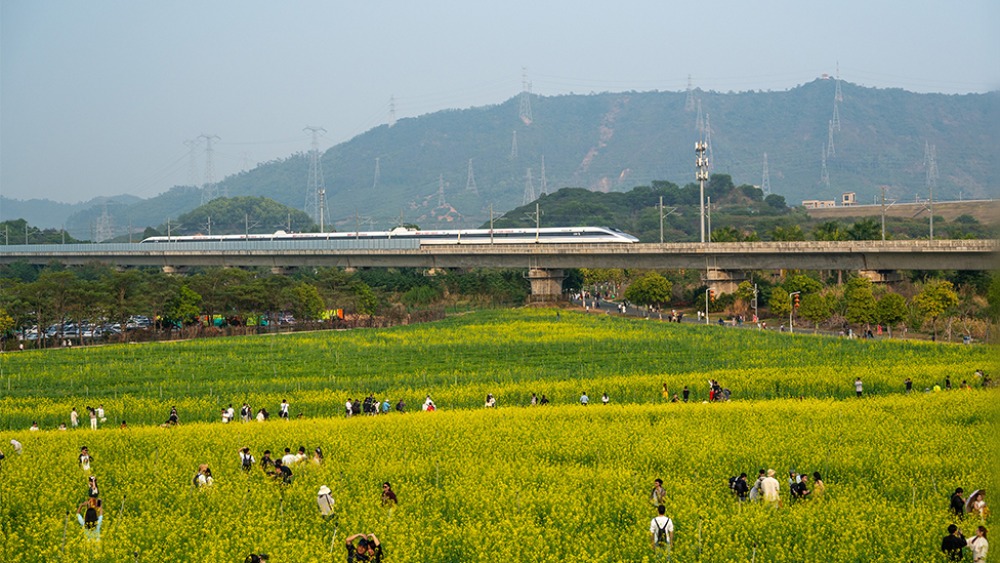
[8,80,993,238]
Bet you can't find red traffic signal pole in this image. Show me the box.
[789,291,801,334]
[705,287,716,325]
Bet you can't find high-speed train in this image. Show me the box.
[140,226,639,245]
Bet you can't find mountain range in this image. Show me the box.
[3,79,994,239]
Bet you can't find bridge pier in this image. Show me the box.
[858,269,903,284]
[702,269,747,294]
[527,268,565,302]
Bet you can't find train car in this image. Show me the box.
[139,226,639,245]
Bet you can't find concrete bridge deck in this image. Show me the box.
[1,239,995,271]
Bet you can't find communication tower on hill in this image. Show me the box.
[303,126,327,226]
[761,153,771,196]
[199,133,221,203]
[523,168,536,205]
[519,68,533,125]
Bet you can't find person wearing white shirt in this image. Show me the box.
[279,400,289,419]
[649,505,674,551]
[968,526,989,563]
[70,408,79,428]
[281,448,297,466]
[226,404,236,422]
[97,405,106,423]
[761,469,781,508]
[294,446,307,464]
[580,392,589,406]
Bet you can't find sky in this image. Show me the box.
[1,0,997,204]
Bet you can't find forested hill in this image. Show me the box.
[43,80,999,236]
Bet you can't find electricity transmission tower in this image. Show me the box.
[522,168,536,205]
[684,75,696,112]
[372,157,381,190]
[437,174,447,207]
[835,62,844,103]
[465,159,478,194]
[539,155,548,196]
[761,153,771,195]
[388,96,397,128]
[303,126,327,226]
[96,203,114,242]
[199,134,221,203]
[519,68,533,125]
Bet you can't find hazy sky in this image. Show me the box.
[2,0,996,204]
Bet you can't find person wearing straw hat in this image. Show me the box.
[317,485,335,518]
[761,469,781,508]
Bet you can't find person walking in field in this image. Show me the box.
[812,472,826,499]
[76,497,103,541]
[748,469,766,502]
[761,469,780,508]
[580,392,589,406]
[650,478,667,507]
[88,407,98,430]
[602,392,610,406]
[193,464,213,487]
[79,446,93,472]
[682,386,690,402]
[226,403,236,422]
[317,485,335,518]
[905,378,913,393]
[381,482,397,507]
[239,447,255,472]
[649,505,674,553]
[71,407,79,428]
[854,377,863,398]
[279,399,289,419]
[259,450,275,472]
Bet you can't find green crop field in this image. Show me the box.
[0,310,994,562]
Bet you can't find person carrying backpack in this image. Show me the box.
[649,505,674,552]
[239,447,255,472]
[731,473,749,502]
